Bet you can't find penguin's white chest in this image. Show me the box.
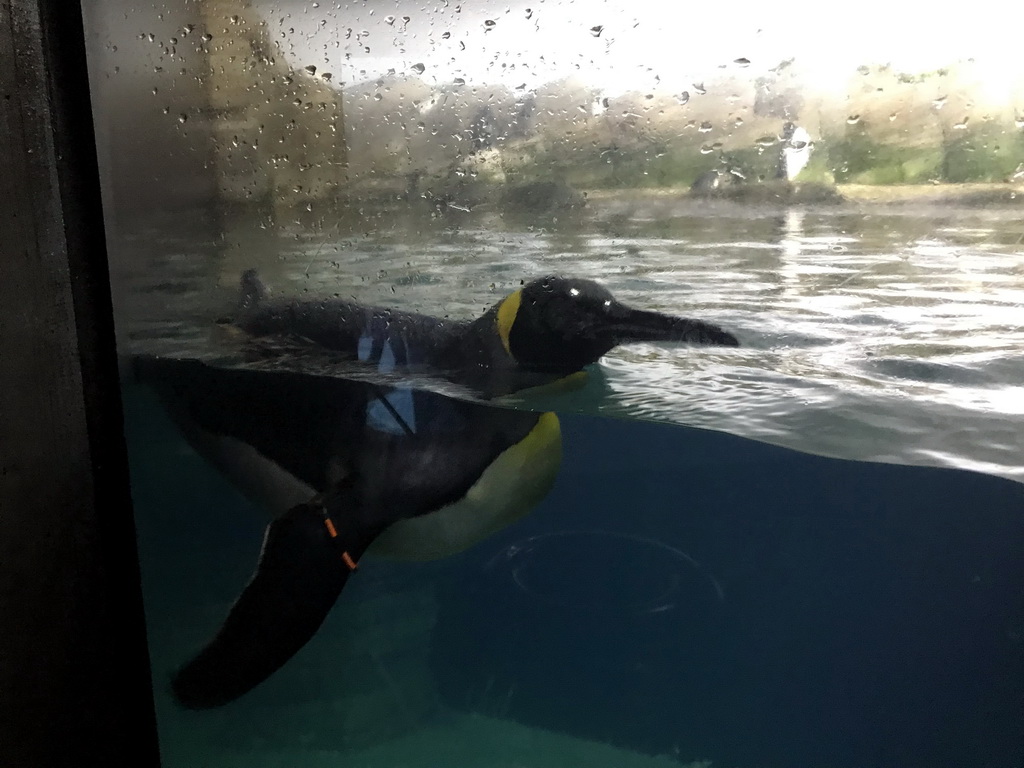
[369,412,562,560]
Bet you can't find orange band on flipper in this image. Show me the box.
[342,552,358,571]
[324,518,338,538]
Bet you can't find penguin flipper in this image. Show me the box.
[172,489,380,709]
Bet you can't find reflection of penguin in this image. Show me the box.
[134,356,562,708]
[233,271,739,397]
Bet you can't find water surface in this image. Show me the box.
[112,197,1024,482]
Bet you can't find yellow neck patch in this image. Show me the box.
[495,289,522,358]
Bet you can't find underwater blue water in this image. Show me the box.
[124,377,1024,768]
[437,413,1024,768]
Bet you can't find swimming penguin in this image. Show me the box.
[232,271,739,397]
[133,356,562,708]
[137,274,738,707]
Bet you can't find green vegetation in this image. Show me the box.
[491,121,1024,194]
[825,135,943,185]
[346,66,1024,200]
[801,119,1024,186]
[507,139,781,191]
[505,138,712,190]
[942,120,1024,182]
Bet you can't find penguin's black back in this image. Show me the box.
[237,296,470,372]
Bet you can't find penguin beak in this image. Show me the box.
[602,303,740,347]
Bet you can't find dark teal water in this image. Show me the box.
[113,202,1024,767]
[124,375,1024,768]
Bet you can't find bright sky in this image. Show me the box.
[277,0,1024,99]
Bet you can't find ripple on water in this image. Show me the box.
[113,206,1024,483]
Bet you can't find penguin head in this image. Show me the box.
[493,276,739,374]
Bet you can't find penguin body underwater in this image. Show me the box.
[136,273,739,708]
[135,357,562,708]
[232,271,739,397]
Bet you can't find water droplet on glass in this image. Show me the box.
[693,82,707,95]
[484,19,496,28]
[453,77,465,86]
[411,63,425,75]
[755,135,776,147]
[889,112,898,121]
[846,114,860,124]
[733,57,750,67]
[677,91,689,105]
[1015,116,1024,129]
[953,117,969,130]
[385,15,396,25]
[590,25,604,37]
[305,65,316,75]
[932,96,947,109]
[178,113,188,124]
[201,33,213,42]
[321,72,332,82]
[698,121,712,133]
[441,31,451,39]
[374,93,382,101]
[699,144,716,155]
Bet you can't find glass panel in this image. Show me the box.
[84,1,1024,766]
